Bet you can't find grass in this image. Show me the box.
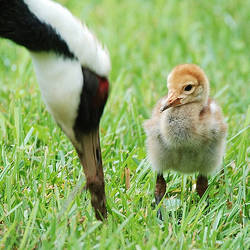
[0,0,249,249]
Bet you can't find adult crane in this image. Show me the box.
[0,0,111,220]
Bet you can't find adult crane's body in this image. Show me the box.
[0,0,111,220]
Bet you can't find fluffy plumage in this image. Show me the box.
[145,64,227,219]
[144,64,227,176]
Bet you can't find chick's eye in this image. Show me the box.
[184,84,193,91]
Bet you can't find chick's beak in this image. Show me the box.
[160,93,182,112]
[77,127,107,220]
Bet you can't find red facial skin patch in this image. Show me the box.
[92,77,109,108]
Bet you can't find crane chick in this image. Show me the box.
[144,64,227,218]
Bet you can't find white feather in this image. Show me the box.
[24,0,111,77]
[31,52,82,143]
[210,101,218,114]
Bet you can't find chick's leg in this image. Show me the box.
[155,174,166,220]
[196,174,208,198]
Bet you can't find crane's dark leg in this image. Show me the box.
[155,174,166,220]
[196,174,208,198]
[77,129,107,221]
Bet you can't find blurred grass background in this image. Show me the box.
[0,0,249,249]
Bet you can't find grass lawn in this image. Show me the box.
[0,0,249,249]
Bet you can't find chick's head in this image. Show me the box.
[161,64,210,112]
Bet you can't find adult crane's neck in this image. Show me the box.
[0,0,76,59]
[0,0,110,77]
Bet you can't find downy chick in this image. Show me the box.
[144,64,227,218]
